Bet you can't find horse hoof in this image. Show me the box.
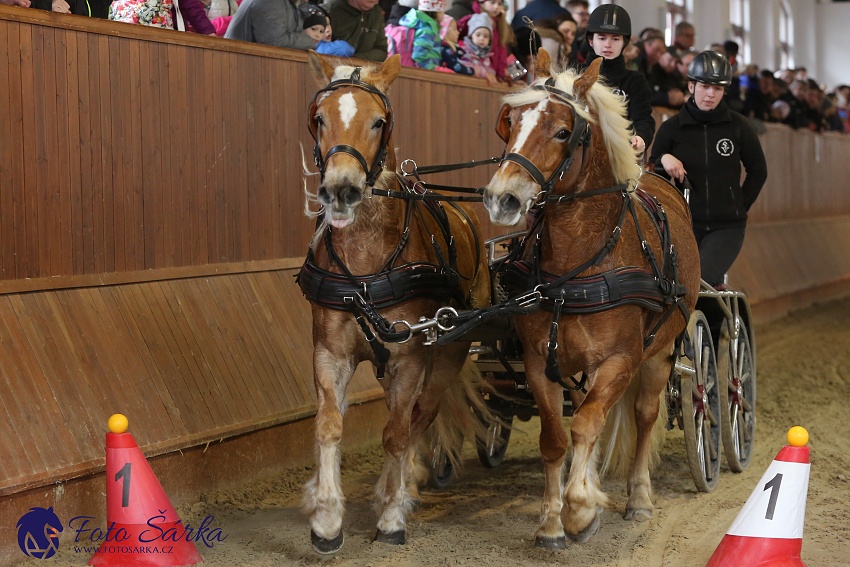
[311,529,344,555]
[374,529,406,545]
[534,535,567,550]
[566,511,602,544]
[624,507,653,522]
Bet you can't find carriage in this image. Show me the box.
[299,50,758,553]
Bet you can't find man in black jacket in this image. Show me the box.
[650,50,768,287]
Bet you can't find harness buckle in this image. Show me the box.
[400,159,417,176]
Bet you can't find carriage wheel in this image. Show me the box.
[717,314,756,472]
[428,442,457,489]
[681,311,722,492]
[476,411,513,468]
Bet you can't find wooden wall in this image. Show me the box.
[0,5,849,518]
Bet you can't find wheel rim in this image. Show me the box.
[681,312,721,492]
[719,314,756,472]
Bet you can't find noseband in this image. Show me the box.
[308,67,395,187]
[500,79,591,205]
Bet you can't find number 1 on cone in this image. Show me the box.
[115,462,131,507]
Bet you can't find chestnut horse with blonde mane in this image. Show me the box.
[298,53,489,554]
[482,53,700,547]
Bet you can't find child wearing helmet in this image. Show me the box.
[649,50,768,288]
[585,3,655,154]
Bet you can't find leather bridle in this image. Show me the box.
[308,67,394,187]
[498,79,592,206]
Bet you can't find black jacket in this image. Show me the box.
[591,54,656,148]
[650,99,768,231]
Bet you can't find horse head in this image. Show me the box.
[307,52,401,229]
[483,54,638,226]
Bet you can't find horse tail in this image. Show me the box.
[422,357,501,474]
[598,363,668,479]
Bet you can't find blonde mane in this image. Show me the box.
[503,67,639,184]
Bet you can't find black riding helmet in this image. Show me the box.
[586,4,631,45]
[687,50,733,86]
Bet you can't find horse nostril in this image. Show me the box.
[499,193,521,215]
[318,186,331,205]
[341,186,363,207]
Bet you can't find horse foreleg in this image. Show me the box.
[303,349,353,554]
[373,365,426,544]
[526,358,569,549]
[625,349,671,521]
[564,357,635,543]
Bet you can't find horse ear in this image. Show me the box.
[573,56,602,100]
[495,104,512,143]
[374,54,402,91]
[534,49,552,79]
[308,50,335,87]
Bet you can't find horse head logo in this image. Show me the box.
[16,506,63,559]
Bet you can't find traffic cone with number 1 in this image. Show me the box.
[89,414,203,566]
[706,426,811,567]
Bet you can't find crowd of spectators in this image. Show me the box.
[4,0,849,133]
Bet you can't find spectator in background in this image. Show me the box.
[301,3,355,55]
[565,0,590,64]
[385,0,443,69]
[745,68,776,121]
[532,18,568,70]
[553,12,577,65]
[787,79,812,129]
[457,0,518,82]
[671,21,695,55]
[676,49,696,88]
[323,0,387,61]
[510,0,565,33]
[773,78,807,128]
[459,12,497,85]
[111,0,214,33]
[439,16,474,75]
[634,31,665,80]
[648,47,687,108]
[224,0,316,48]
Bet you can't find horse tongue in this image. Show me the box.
[329,217,353,229]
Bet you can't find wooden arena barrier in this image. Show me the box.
[0,7,848,561]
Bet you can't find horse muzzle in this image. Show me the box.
[483,187,526,227]
[318,181,364,228]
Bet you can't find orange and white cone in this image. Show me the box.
[706,426,810,567]
[89,414,203,567]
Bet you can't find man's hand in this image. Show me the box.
[52,0,70,12]
[660,153,687,183]
[1,0,32,6]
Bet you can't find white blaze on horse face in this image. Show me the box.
[338,92,358,130]
[510,99,549,155]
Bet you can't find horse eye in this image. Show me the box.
[372,118,385,129]
[315,115,325,127]
[555,129,570,141]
